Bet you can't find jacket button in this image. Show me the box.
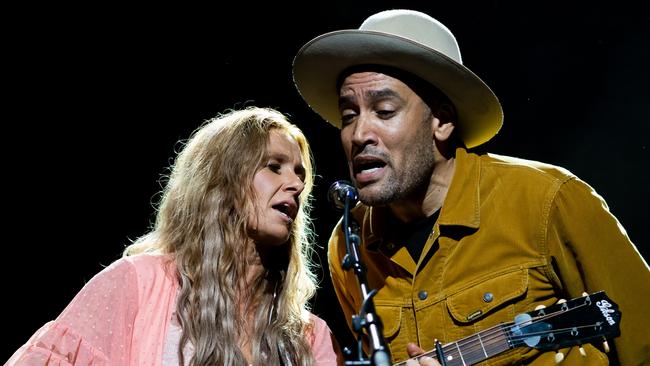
[418,290,428,300]
[483,292,494,303]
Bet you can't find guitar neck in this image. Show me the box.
[393,323,512,366]
[390,291,620,366]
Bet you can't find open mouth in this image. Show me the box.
[353,155,387,178]
[354,160,386,175]
[272,202,296,222]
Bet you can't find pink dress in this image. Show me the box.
[6,254,341,365]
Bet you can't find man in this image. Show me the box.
[292,9,650,366]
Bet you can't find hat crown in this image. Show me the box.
[359,9,462,64]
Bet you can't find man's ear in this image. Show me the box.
[433,103,456,141]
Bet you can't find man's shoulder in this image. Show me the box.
[479,152,575,183]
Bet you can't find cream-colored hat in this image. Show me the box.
[292,9,503,148]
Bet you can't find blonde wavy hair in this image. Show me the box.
[124,106,317,365]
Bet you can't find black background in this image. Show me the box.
[4,1,649,361]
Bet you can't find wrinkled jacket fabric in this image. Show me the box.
[328,148,650,365]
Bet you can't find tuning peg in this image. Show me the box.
[534,304,546,310]
[554,351,565,363]
[582,292,589,297]
[556,298,567,304]
[579,346,587,357]
[603,339,610,353]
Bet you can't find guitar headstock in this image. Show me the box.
[511,291,621,351]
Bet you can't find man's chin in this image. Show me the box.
[358,185,391,207]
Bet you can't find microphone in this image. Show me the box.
[327,180,359,210]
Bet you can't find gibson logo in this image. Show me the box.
[596,300,616,325]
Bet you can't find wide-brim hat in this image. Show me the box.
[292,9,503,148]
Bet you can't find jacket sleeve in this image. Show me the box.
[546,176,650,365]
[6,258,140,366]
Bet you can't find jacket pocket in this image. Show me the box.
[375,304,413,362]
[447,268,528,323]
[375,305,402,338]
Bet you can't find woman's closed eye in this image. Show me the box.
[267,162,282,173]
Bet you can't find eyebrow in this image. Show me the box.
[268,152,307,180]
[339,88,405,108]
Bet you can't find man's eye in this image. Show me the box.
[341,113,356,125]
[376,110,395,118]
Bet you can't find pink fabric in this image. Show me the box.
[309,314,343,366]
[6,254,341,365]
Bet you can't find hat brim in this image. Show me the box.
[292,30,503,148]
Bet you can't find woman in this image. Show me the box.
[7,107,341,365]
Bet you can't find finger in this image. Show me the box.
[406,342,425,357]
[418,356,441,366]
[405,359,419,366]
[405,356,440,366]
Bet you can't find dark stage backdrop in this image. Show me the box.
[4,1,649,362]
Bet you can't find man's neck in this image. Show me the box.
[390,156,455,222]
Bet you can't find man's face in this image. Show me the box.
[338,71,436,206]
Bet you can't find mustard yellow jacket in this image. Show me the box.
[328,148,650,365]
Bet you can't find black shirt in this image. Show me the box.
[403,210,440,263]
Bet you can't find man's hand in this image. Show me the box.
[405,343,441,366]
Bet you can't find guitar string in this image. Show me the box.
[451,301,592,350]
[395,299,603,365]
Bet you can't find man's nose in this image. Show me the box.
[350,113,378,148]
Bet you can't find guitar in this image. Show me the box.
[394,291,621,366]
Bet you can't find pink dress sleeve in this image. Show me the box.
[309,313,344,366]
[6,258,140,366]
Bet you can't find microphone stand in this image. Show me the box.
[340,192,391,366]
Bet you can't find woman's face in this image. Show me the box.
[248,130,306,246]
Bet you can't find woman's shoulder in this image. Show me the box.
[94,253,176,288]
[307,312,343,365]
[121,252,173,268]
[120,253,176,281]
[88,254,177,305]
[308,312,328,327]
[308,312,335,338]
